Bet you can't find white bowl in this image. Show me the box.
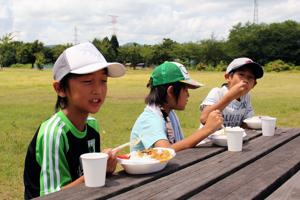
[117,147,176,175]
[209,129,247,147]
[243,116,268,129]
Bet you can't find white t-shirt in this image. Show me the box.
[200,85,254,127]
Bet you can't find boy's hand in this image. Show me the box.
[204,110,223,133]
[102,148,119,174]
[227,80,250,100]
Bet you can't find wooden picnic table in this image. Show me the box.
[38,127,300,200]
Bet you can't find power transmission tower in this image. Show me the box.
[253,0,258,24]
[74,26,79,45]
[108,15,118,36]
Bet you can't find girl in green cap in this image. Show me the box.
[130,61,223,152]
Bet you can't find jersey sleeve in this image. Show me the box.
[200,88,222,111]
[35,117,72,196]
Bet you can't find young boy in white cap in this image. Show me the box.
[200,57,264,127]
[23,42,126,199]
[130,61,223,152]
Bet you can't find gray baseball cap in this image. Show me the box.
[226,57,263,79]
[53,42,126,81]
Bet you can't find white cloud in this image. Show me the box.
[0,0,13,35]
[0,0,298,45]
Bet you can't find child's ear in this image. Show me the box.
[253,80,257,88]
[166,85,174,97]
[53,81,66,97]
[224,73,230,81]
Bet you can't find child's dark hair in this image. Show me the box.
[54,73,73,112]
[145,78,186,106]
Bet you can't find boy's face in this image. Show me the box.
[64,69,108,115]
[226,67,257,92]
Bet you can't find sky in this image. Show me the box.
[0,0,299,45]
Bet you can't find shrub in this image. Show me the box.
[264,60,293,72]
[215,61,227,72]
[196,62,207,71]
[10,63,32,68]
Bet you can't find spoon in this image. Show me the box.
[221,124,226,134]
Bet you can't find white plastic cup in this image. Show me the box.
[226,127,244,152]
[261,117,277,136]
[80,152,108,187]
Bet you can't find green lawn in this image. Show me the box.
[1,68,300,199]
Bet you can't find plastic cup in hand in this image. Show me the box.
[226,127,244,152]
[80,152,108,187]
[261,117,277,136]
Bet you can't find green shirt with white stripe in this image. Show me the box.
[24,111,100,198]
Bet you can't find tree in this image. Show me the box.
[152,38,178,64]
[199,38,228,67]
[139,45,154,67]
[42,46,54,64]
[174,42,202,66]
[34,52,45,69]
[51,44,72,63]
[226,20,300,65]
[118,43,142,69]
[226,22,264,60]
[50,44,71,63]
[16,42,31,64]
[110,35,119,61]
[92,37,113,61]
[29,40,44,68]
[0,33,17,67]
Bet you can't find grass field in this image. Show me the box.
[1,68,300,199]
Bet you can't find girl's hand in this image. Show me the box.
[102,148,119,174]
[204,110,223,133]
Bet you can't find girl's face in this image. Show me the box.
[173,86,190,110]
[65,69,108,115]
[226,67,257,91]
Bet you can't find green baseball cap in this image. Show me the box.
[151,61,203,89]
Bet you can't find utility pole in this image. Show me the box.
[253,0,258,24]
[108,15,118,36]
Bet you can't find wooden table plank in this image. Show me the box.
[36,129,261,200]
[189,134,300,200]
[266,170,300,200]
[107,128,300,200]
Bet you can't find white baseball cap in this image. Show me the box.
[226,57,263,79]
[53,42,126,81]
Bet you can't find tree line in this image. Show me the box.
[0,20,299,71]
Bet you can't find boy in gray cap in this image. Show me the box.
[200,57,263,127]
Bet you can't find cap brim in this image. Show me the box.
[243,63,264,79]
[228,62,263,79]
[180,79,204,89]
[70,62,126,77]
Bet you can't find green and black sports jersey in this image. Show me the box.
[23,111,100,199]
